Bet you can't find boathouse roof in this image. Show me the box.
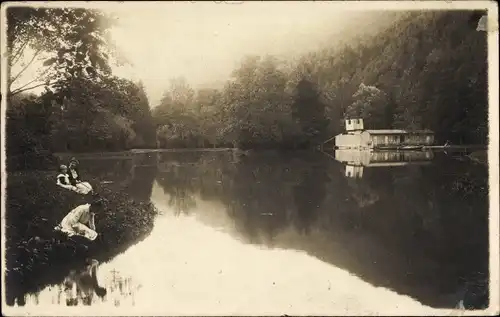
[364,129,434,135]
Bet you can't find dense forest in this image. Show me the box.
[152,10,488,149]
[5,8,488,169]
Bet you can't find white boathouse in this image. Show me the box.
[333,119,435,150]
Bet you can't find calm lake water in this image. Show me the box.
[9,150,490,315]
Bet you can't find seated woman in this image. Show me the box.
[64,258,107,306]
[68,158,93,195]
[54,199,103,241]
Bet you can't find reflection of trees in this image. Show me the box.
[154,151,301,242]
[125,164,157,202]
[23,264,140,308]
[292,156,330,234]
[157,151,205,166]
[345,178,380,208]
[221,155,297,243]
[421,155,489,289]
[155,151,238,216]
[61,259,107,306]
[168,187,197,215]
[153,150,488,309]
[156,164,199,215]
[22,259,107,307]
[104,269,139,307]
[5,167,159,305]
[320,157,489,308]
[61,157,135,183]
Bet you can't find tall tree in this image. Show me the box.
[154,78,200,148]
[6,7,117,96]
[291,78,329,147]
[347,83,388,129]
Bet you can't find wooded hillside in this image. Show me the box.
[152,10,488,149]
[6,9,488,168]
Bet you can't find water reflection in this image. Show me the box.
[292,157,330,234]
[150,151,488,310]
[13,150,489,314]
[105,269,139,307]
[334,149,435,166]
[21,260,139,309]
[15,192,447,315]
[332,149,435,178]
[62,259,107,306]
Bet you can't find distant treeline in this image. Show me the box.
[6,9,488,169]
[151,10,487,149]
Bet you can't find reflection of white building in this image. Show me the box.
[333,119,435,150]
[345,165,364,178]
[335,149,435,178]
[335,149,434,167]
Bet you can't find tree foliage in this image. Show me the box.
[151,10,488,148]
[291,78,329,146]
[6,75,156,169]
[347,83,389,129]
[6,9,488,168]
[7,6,117,96]
[5,169,159,305]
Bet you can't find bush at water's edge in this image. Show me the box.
[4,171,159,306]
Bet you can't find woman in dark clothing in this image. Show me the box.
[68,157,93,195]
[68,157,81,185]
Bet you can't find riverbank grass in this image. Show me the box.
[5,170,159,306]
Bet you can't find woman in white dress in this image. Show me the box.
[54,199,103,241]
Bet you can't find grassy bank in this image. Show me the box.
[4,170,159,306]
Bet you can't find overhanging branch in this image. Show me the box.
[10,81,56,96]
[9,48,43,87]
[10,39,30,67]
[10,65,56,94]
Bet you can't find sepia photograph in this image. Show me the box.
[1,1,499,316]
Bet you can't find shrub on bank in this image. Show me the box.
[4,171,159,306]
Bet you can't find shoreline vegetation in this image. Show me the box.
[3,6,490,309]
[5,145,488,176]
[4,149,489,308]
[5,170,160,306]
[43,145,493,167]
[6,10,488,172]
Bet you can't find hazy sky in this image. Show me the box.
[10,2,402,107]
[8,1,494,107]
[9,2,393,106]
[106,1,365,106]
